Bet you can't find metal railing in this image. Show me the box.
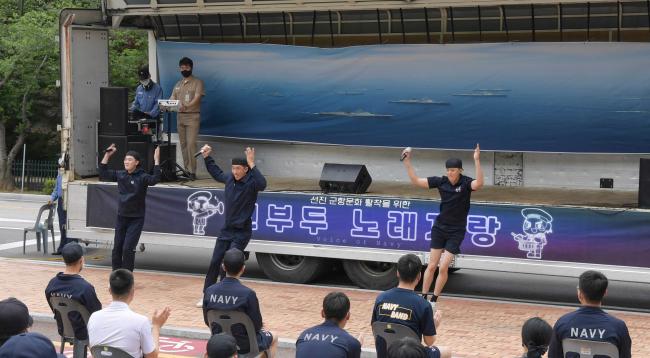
[11,160,58,192]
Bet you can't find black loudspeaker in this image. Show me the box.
[639,159,650,209]
[98,135,128,171]
[319,163,372,194]
[158,142,177,182]
[127,141,155,173]
[99,87,128,135]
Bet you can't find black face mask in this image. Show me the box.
[141,79,153,90]
[181,70,192,78]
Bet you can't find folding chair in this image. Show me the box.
[90,345,134,358]
[372,321,420,358]
[48,296,91,358]
[562,338,619,358]
[207,309,261,358]
[23,203,56,254]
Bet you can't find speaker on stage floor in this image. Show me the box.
[158,142,177,182]
[319,163,372,194]
[98,135,128,171]
[127,141,155,173]
[99,87,128,136]
[639,158,650,209]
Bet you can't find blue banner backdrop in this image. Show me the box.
[87,184,650,268]
[157,42,650,153]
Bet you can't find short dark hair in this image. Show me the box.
[124,150,141,164]
[322,292,350,322]
[387,337,427,358]
[109,269,134,297]
[521,317,552,358]
[397,254,421,283]
[179,57,193,68]
[206,333,237,358]
[578,270,608,303]
[223,249,245,275]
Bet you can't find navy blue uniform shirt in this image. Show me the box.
[99,164,161,217]
[296,320,361,358]
[45,273,102,340]
[204,157,267,241]
[203,277,264,351]
[427,175,474,227]
[548,306,631,358]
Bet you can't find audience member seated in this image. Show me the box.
[87,269,171,358]
[388,337,428,358]
[520,317,552,358]
[0,297,33,347]
[203,249,278,358]
[205,333,238,358]
[548,270,632,358]
[45,242,102,341]
[371,254,451,358]
[0,332,65,358]
[296,291,361,358]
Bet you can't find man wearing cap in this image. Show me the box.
[203,249,277,358]
[0,297,33,347]
[49,155,69,255]
[131,65,163,120]
[45,242,102,348]
[100,144,161,271]
[0,332,65,358]
[205,333,238,358]
[199,144,266,296]
[402,144,483,307]
[170,57,204,179]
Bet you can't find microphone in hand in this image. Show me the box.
[400,147,412,161]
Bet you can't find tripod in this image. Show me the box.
[159,109,191,182]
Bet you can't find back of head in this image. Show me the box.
[0,298,32,346]
[322,292,350,322]
[61,242,84,265]
[0,332,61,358]
[223,249,245,276]
[387,337,427,358]
[397,254,422,284]
[521,317,552,358]
[110,269,134,299]
[579,270,608,303]
[206,333,237,358]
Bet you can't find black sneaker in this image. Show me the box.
[51,251,62,256]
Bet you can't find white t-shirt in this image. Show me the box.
[88,301,155,357]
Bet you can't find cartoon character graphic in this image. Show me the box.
[187,191,224,235]
[511,208,553,259]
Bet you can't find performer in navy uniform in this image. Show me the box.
[203,249,277,358]
[296,292,361,358]
[548,270,632,358]
[100,144,161,271]
[371,254,450,358]
[200,144,266,294]
[402,144,483,307]
[45,242,102,344]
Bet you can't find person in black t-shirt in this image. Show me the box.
[548,270,631,358]
[402,144,483,307]
[371,254,451,358]
[296,292,361,358]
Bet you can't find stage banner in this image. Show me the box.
[88,184,650,268]
[157,41,650,153]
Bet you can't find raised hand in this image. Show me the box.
[473,143,480,161]
[201,144,212,158]
[245,147,255,167]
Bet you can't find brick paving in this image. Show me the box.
[3,258,649,357]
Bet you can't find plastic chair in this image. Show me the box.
[207,309,261,358]
[90,345,134,358]
[48,296,91,358]
[562,338,619,358]
[372,321,420,356]
[23,203,56,254]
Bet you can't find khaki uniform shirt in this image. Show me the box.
[170,76,205,113]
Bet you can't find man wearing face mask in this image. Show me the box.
[131,65,163,120]
[170,57,204,180]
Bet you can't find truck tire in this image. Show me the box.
[342,260,397,290]
[256,253,328,284]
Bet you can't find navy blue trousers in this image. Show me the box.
[55,197,70,252]
[203,238,249,292]
[112,215,145,271]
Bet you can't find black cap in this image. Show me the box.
[179,57,194,68]
[138,65,150,80]
[223,249,246,275]
[206,334,238,358]
[61,242,84,264]
[231,158,248,167]
[0,298,33,339]
[0,333,65,358]
[445,158,463,169]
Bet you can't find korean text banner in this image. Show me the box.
[157,42,650,153]
[87,184,650,268]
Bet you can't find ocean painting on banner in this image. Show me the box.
[158,41,650,154]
